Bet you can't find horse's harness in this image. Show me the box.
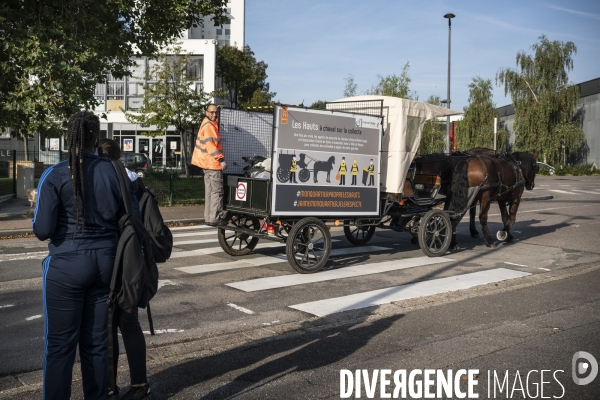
[472,152,527,202]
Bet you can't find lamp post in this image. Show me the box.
[444,12,455,154]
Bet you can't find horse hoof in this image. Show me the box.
[496,231,508,241]
[506,236,514,243]
[470,232,480,238]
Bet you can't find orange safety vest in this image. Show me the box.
[191,118,223,170]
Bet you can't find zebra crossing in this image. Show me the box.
[166,225,531,317]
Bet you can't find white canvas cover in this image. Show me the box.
[329,96,462,194]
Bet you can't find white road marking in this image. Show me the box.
[226,256,452,292]
[487,204,597,217]
[174,238,341,246]
[142,329,185,335]
[227,303,255,314]
[549,189,580,195]
[173,231,217,238]
[504,261,528,267]
[572,189,600,195]
[26,315,42,321]
[169,225,212,231]
[0,304,15,309]
[0,251,47,262]
[289,268,531,317]
[558,184,571,186]
[157,280,180,290]
[169,242,284,258]
[176,245,388,274]
[538,268,551,271]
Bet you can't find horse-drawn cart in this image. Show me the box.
[218,97,462,273]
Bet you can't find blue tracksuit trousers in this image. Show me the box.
[42,248,116,399]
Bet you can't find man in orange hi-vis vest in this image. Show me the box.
[191,104,227,226]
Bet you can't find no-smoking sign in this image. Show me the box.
[236,182,247,201]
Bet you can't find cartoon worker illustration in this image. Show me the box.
[368,159,375,186]
[289,154,298,183]
[338,157,346,185]
[351,158,358,185]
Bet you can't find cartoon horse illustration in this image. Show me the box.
[313,156,335,183]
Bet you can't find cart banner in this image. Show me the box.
[272,106,382,216]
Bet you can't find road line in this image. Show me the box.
[169,242,284,258]
[0,304,15,309]
[504,261,527,267]
[157,280,180,290]
[487,204,597,218]
[548,189,580,195]
[26,315,42,321]
[173,231,217,238]
[176,255,287,274]
[176,245,386,274]
[170,225,212,231]
[174,237,341,246]
[571,189,600,195]
[538,268,551,271]
[142,329,184,335]
[226,255,451,292]
[289,268,531,317]
[0,251,48,262]
[227,303,255,314]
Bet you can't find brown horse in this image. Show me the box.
[448,151,538,247]
[412,148,500,240]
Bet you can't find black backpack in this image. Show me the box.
[133,178,173,263]
[107,161,159,314]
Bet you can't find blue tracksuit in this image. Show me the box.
[33,154,137,400]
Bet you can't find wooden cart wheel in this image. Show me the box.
[218,212,260,256]
[418,209,452,257]
[276,167,289,183]
[286,217,331,273]
[298,168,310,182]
[343,222,376,245]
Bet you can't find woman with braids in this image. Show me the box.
[98,139,150,400]
[33,111,137,399]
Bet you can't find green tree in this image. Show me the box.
[418,95,446,155]
[0,0,227,151]
[310,100,327,110]
[455,77,508,151]
[497,35,584,163]
[366,62,417,99]
[216,45,275,109]
[125,48,214,177]
[343,74,358,98]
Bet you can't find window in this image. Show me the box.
[187,58,203,79]
[216,29,222,35]
[107,82,124,99]
[195,83,204,93]
[128,82,144,96]
[129,58,146,80]
[225,29,230,36]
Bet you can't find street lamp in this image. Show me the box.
[444,12,455,154]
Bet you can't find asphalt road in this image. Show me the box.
[1,175,599,398]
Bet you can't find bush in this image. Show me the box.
[539,163,600,176]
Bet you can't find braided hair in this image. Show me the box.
[66,111,100,234]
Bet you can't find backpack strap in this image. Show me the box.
[111,160,134,216]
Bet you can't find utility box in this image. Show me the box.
[17,165,34,199]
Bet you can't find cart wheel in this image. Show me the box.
[276,167,289,183]
[218,213,260,256]
[418,209,452,257]
[299,168,310,182]
[286,217,331,273]
[343,223,376,245]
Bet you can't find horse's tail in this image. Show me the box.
[448,159,469,213]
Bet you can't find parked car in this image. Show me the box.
[120,152,150,177]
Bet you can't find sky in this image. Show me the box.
[245,0,600,112]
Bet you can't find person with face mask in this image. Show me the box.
[351,158,358,185]
[368,159,375,186]
[338,157,346,185]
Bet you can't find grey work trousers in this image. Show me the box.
[203,169,223,224]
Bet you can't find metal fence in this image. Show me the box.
[0,150,205,205]
[219,108,273,175]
